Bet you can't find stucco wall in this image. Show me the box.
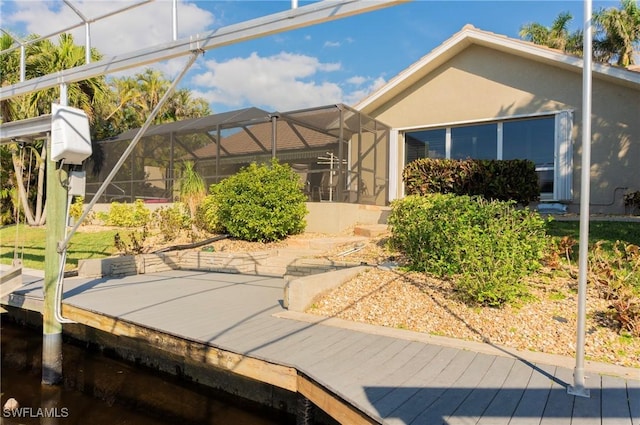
[370,45,639,214]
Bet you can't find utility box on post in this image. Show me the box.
[51,103,92,164]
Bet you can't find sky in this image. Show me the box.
[0,0,622,114]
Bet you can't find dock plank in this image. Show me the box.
[373,348,476,420]
[508,362,556,425]
[403,352,495,425]
[602,374,633,425]
[571,375,602,425]
[539,366,573,425]
[446,355,515,425]
[629,378,640,425]
[5,269,638,425]
[476,358,534,425]
[362,345,450,408]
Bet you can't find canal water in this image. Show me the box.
[1,319,295,425]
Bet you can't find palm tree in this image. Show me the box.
[179,161,206,230]
[594,0,640,67]
[519,11,583,56]
[2,33,110,226]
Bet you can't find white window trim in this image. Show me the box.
[389,129,400,201]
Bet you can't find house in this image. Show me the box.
[355,24,640,214]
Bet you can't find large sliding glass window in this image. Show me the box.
[403,113,573,200]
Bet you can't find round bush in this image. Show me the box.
[211,160,307,242]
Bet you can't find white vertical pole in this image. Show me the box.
[172,0,178,41]
[292,0,299,9]
[85,23,91,64]
[568,0,592,398]
[19,44,26,82]
[59,83,68,107]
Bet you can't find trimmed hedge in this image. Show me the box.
[403,158,539,205]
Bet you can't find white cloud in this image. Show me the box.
[192,51,344,110]
[5,1,215,58]
[346,75,367,86]
[323,40,341,48]
[343,76,387,105]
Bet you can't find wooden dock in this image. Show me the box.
[2,269,639,425]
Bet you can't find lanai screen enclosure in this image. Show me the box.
[87,103,390,206]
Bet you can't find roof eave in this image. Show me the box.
[355,26,640,113]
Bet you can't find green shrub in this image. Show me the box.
[154,203,190,241]
[389,194,550,306]
[194,195,223,234]
[105,200,151,227]
[69,196,84,220]
[211,159,307,242]
[403,158,539,205]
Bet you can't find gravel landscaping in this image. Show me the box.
[307,236,640,369]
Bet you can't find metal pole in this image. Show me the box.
[568,0,592,398]
[271,114,278,159]
[85,23,91,64]
[59,52,200,252]
[19,44,25,82]
[173,0,178,41]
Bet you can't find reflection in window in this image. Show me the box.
[503,117,555,195]
[503,117,554,167]
[451,124,497,160]
[405,129,446,164]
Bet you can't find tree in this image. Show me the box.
[519,11,583,56]
[101,69,212,134]
[178,161,206,231]
[520,1,640,67]
[594,0,640,66]
[1,33,109,226]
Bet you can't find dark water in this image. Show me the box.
[1,320,294,425]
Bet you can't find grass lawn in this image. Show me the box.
[1,220,638,271]
[0,224,119,271]
[545,219,640,248]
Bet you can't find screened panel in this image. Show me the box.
[87,104,390,205]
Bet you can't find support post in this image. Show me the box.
[43,133,65,385]
[271,114,278,159]
[568,0,592,398]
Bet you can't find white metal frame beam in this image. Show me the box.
[0,0,407,101]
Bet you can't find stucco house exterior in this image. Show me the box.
[356,24,640,215]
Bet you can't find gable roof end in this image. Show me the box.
[355,24,640,113]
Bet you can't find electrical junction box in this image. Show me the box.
[68,170,86,197]
[51,103,92,165]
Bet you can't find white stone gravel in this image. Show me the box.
[308,267,640,368]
